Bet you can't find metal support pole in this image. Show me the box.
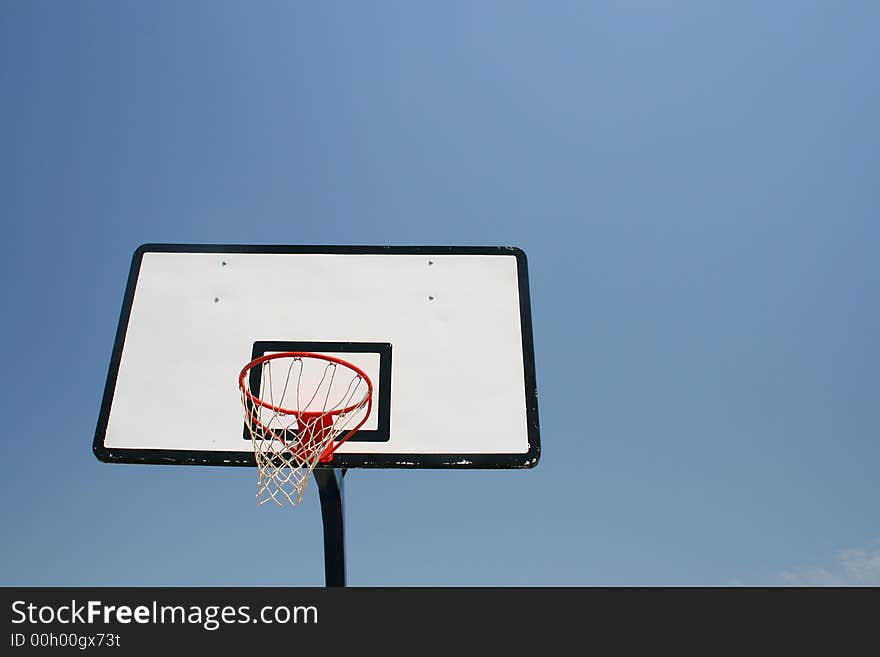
[313,468,347,587]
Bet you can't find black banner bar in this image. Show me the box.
[2,587,875,652]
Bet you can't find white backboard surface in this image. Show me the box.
[94,245,540,468]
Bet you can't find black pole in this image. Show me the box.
[313,468,347,587]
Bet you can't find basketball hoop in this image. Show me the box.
[238,352,373,507]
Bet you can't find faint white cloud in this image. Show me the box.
[779,541,880,586]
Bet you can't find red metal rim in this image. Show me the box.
[239,351,373,417]
[239,352,374,460]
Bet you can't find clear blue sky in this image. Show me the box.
[2,1,878,586]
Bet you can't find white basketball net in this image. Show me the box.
[240,354,371,507]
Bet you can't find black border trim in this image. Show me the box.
[92,244,541,469]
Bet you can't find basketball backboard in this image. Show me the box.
[93,244,540,470]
